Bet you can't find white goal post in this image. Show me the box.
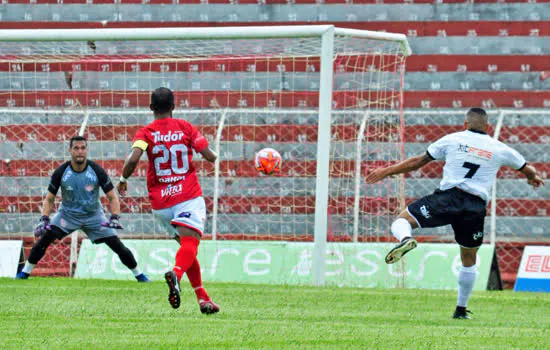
[0,25,411,286]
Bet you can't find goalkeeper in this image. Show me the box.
[16,136,150,282]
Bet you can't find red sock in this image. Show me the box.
[173,236,199,281]
[186,257,210,301]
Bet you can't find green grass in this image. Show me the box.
[0,278,549,349]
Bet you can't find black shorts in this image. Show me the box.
[407,187,487,248]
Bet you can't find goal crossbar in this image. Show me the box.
[0,25,412,56]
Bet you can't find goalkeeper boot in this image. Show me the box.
[165,270,181,309]
[135,273,151,283]
[385,237,417,264]
[453,307,473,320]
[15,271,30,279]
[199,299,220,315]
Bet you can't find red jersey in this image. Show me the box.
[132,118,209,210]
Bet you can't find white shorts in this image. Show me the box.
[153,196,206,237]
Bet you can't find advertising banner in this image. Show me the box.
[0,240,23,278]
[514,246,550,293]
[75,240,494,290]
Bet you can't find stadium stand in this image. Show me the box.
[0,0,549,287]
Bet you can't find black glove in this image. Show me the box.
[34,216,51,237]
[101,214,123,229]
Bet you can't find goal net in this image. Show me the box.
[0,26,410,284]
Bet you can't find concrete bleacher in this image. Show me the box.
[0,1,548,286]
[1,71,548,91]
[2,3,550,22]
[1,109,548,239]
[1,20,549,37]
[1,2,550,107]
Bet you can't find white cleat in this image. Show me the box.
[385,237,418,264]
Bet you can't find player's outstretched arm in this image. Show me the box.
[105,189,121,217]
[365,153,433,184]
[199,147,217,163]
[101,189,124,229]
[41,191,56,217]
[34,192,56,237]
[117,148,144,196]
[520,164,545,188]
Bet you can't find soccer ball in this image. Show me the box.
[254,148,282,175]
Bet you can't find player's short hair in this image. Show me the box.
[466,108,489,131]
[69,135,87,148]
[468,107,487,117]
[151,87,175,114]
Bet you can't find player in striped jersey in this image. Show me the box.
[366,108,544,319]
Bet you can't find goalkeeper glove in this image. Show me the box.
[101,214,124,230]
[34,216,51,237]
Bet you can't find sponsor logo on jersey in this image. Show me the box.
[66,186,74,191]
[458,144,492,160]
[85,185,94,192]
[159,175,186,183]
[161,183,183,198]
[152,130,185,143]
[420,205,431,219]
[86,169,97,181]
[473,231,483,240]
[62,172,72,182]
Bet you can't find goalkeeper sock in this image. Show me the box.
[173,236,199,282]
[457,265,478,307]
[391,218,412,242]
[22,262,35,274]
[187,257,210,301]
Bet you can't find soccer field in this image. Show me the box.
[1,279,549,349]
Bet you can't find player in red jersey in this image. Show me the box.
[116,87,219,314]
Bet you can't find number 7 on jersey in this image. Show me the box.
[462,161,480,178]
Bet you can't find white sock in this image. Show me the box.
[131,267,143,277]
[22,262,35,274]
[457,265,478,307]
[391,218,412,242]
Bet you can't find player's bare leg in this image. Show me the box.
[453,247,478,319]
[385,210,419,264]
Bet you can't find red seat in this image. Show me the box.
[3,194,549,217]
[2,159,549,179]
[1,20,549,37]
[3,90,550,108]
[2,123,550,143]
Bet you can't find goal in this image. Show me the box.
[0,25,410,285]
